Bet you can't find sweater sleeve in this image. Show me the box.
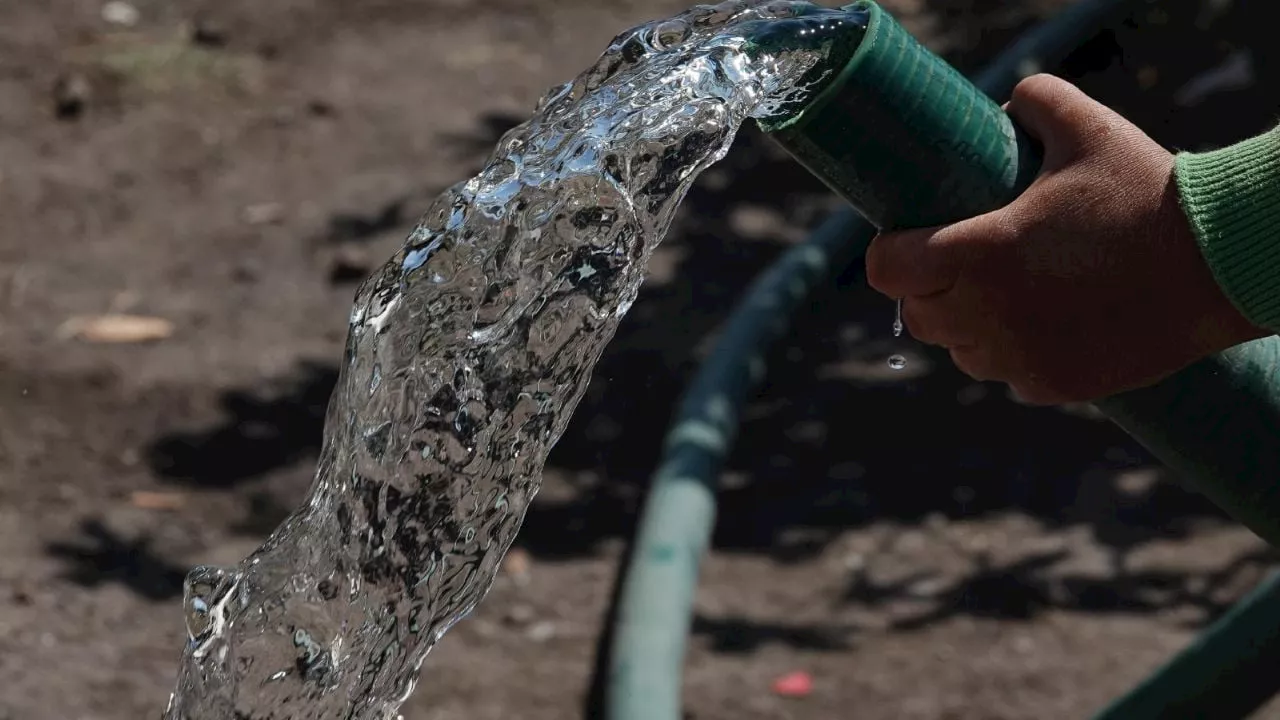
[1175,126,1280,330]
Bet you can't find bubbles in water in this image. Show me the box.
[887,354,907,371]
[182,565,240,655]
[650,19,692,50]
[163,3,858,720]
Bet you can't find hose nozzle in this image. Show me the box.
[754,0,1042,230]
[742,3,870,124]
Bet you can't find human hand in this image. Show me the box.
[865,73,1267,405]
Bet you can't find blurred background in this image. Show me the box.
[1,0,1278,718]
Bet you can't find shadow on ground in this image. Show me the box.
[72,0,1274,632]
[147,361,336,488]
[46,519,190,601]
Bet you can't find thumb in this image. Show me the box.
[1005,73,1108,170]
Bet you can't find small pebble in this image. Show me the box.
[525,621,555,642]
[329,246,371,283]
[11,584,33,606]
[232,262,260,283]
[307,99,336,117]
[502,547,532,586]
[130,490,187,511]
[907,577,946,598]
[242,202,284,225]
[52,73,91,120]
[192,16,229,48]
[101,1,140,27]
[503,604,534,626]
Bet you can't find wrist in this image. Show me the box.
[1154,169,1266,359]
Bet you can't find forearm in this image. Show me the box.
[1175,126,1280,332]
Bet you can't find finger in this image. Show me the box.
[865,225,966,299]
[948,345,999,383]
[1006,73,1107,170]
[899,294,975,349]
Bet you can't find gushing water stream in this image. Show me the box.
[163,3,862,718]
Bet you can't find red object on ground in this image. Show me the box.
[771,670,814,697]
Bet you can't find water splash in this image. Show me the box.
[163,3,859,719]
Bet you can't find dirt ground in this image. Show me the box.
[2,0,1279,718]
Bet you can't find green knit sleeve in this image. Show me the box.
[1175,126,1280,330]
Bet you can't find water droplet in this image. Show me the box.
[888,354,907,371]
[892,298,904,337]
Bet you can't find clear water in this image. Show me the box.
[163,3,858,719]
[888,298,906,370]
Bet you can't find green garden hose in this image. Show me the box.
[604,1,1280,718]
[757,0,1043,229]
[604,210,867,720]
[1092,569,1280,719]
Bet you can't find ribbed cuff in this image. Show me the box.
[1175,127,1280,330]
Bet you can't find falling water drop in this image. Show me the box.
[888,298,906,370]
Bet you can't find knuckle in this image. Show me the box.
[981,212,1023,247]
[1080,111,1129,152]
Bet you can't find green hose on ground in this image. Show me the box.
[604,1,1128,718]
[1092,569,1280,719]
[605,210,870,720]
